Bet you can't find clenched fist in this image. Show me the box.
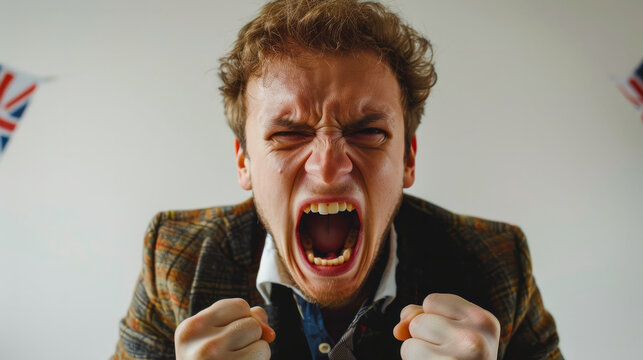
[175,298,275,360]
[393,293,500,360]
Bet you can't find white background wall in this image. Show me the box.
[1,0,642,358]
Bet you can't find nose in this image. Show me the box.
[304,135,353,184]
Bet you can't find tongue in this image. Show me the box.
[303,213,352,253]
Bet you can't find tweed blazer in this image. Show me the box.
[113,194,562,359]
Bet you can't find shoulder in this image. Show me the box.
[139,198,261,318]
[396,193,528,266]
[143,197,258,267]
[146,197,257,239]
[395,194,538,348]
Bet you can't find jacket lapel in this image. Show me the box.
[189,202,265,315]
[264,284,312,360]
[393,196,477,306]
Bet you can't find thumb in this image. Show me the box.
[250,307,276,343]
[393,305,423,341]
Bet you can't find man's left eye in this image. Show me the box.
[345,128,388,146]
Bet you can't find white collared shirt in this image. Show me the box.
[256,225,399,310]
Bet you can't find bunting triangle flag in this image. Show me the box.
[615,58,643,122]
[0,64,40,156]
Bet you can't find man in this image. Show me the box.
[114,0,562,359]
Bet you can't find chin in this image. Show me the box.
[299,278,360,308]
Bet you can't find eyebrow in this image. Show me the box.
[268,118,315,132]
[267,112,388,132]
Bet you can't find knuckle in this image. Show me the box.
[399,338,423,359]
[458,330,488,357]
[401,303,418,313]
[399,339,412,359]
[467,307,500,335]
[195,339,225,360]
[422,293,441,310]
[399,304,420,323]
[406,313,424,337]
[175,316,200,344]
[255,340,271,359]
[250,306,268,322]
[238,339,271,359]
[218,297,250,314]
[466,307,485,325]
[487,313,501,338]
[229,316,262,339]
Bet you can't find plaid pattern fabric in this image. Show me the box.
[112,195,562,359]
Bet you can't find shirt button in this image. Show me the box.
[318,342,331,354]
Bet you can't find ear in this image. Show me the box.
[403,135,416,188]
[235,138,252,190]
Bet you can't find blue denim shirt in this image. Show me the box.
[294,293,334,360]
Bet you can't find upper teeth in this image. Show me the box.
[304,201,355,215]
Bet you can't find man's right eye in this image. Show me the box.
[270,131,311,144]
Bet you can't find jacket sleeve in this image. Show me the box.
[112,213,177,360]
[502,227,563,360]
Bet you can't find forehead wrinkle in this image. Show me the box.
[247,76,310,129]
[261,62,323,126]
[322,71,400,127]
[255,51,401,128]
[316,91,397,130]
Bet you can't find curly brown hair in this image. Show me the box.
[219,0,437,155]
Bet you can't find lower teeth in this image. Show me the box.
[306,248,351,266]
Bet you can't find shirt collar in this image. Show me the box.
[256,225,399,310]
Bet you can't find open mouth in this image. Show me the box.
[298,201,360,267]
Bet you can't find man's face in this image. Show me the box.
[236,50,416,307]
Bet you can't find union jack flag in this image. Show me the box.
[615,58,643,122]
[0,64,40,155]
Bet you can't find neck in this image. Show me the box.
[320,296,365,342]
[319,235,391,342]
